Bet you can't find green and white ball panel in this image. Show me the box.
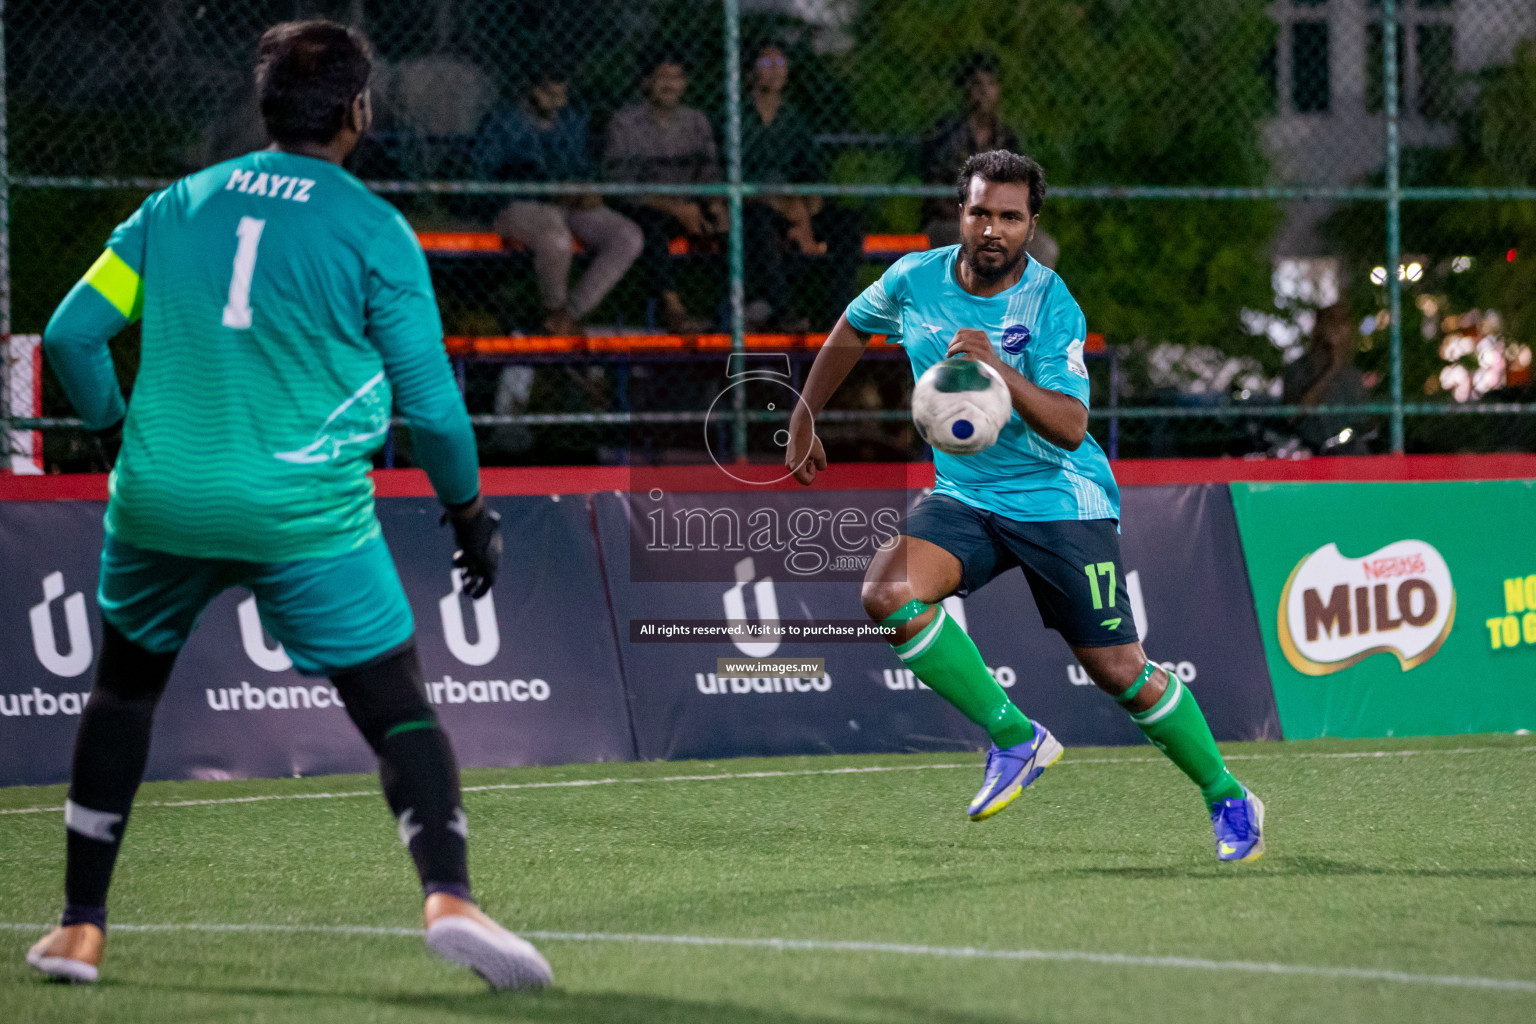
[911,357,1012,456]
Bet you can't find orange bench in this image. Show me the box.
[418,231,932,259]
[444,331,1104,357]
[443,332,896,356]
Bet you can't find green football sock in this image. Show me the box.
[1121,666,1244,808]
[891,604,1034,748]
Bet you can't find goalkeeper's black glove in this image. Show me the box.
[93,418,124,469]
[441,496,502,599]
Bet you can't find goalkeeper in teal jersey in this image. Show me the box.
[786,151,1264,862]
[27,21,551,990]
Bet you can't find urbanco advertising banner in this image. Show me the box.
[594,487,986,760]
[594,483,1277,761]
[1231,480,1536,738]
[0,496,633,786]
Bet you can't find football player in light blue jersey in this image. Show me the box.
[787,151,1263,860]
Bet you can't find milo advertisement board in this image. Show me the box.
[1231,480,1536,738]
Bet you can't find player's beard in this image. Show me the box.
[960,237,1026,285]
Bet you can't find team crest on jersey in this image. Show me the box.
[1001,324,1031,354]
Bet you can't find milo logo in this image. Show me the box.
[1278,540,1456,675]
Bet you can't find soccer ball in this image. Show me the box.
[911,357,1012,455]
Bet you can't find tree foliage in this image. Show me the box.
[841,0,1282,354]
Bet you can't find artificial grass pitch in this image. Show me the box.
[1,734,1534,1024]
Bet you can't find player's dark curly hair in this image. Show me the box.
[956,150,1045,216]
[256,20,373,147]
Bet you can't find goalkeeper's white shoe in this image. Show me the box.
[424,893,552,990]
[26,923,104,983]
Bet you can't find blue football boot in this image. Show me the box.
[967,722,1064,821]
[1212,787,1266,862]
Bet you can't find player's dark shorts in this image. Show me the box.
[904,492,1139,648]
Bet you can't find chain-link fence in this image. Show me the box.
[2,0,1534,473]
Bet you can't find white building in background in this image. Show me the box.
[1266,0,1536,255]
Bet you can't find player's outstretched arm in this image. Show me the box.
[787,313,871,485]
[947,328,1087,451]
[42,250,137,455]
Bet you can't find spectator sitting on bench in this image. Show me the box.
[920,50,1057,268]
[473,65,643,335]
[605,49,725,334]
[738,41,861,333]
[1282,302,1372,455]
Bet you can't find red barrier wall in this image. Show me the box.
[6,454,1536,501]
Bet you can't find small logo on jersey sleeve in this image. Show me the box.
[1066,338,1089,378]
[1001,324,1031,354]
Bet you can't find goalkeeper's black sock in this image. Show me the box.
[332,647,470,898]
[63,623,177,927]
[379,724,471,897]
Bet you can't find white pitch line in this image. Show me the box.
[0,921,1531,994]
[0,921,423,937]
[0,763,973,817]
[1,744,1532,817]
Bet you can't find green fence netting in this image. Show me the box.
[2,0,1534,472]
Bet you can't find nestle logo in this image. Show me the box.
[1361,554,1426,580]
[1001,324,1031,354]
